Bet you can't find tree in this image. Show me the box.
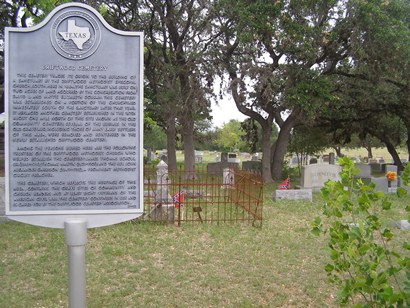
[215,0,354,181]
[288,125,330,172]
[100,0,218,176]
[325,0,410,166]
[215,119,245,152]
[241,118,278,154]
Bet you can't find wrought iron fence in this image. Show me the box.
[141,164,263,227]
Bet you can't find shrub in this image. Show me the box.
[311,157,410,306]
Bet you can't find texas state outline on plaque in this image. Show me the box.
[59,19,90,50]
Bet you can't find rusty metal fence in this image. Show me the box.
[141,164,263,227]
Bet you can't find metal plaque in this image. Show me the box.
[5,3,143,228]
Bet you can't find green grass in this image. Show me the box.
[1,189,409,307]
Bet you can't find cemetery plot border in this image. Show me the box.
[142,164,264,227]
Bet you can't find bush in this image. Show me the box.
[312,157,410,306]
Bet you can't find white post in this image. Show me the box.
[64,219,88,308]
[152,160,174,222]
[223,168,235,188]
[156,160,171,203]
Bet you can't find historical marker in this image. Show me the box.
[5,3,143,228]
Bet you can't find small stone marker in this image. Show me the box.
[273,189,313,202]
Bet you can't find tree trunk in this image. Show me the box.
[366,146,373,159]
[333,146,343,157]
[166,116,177,172]
[260,122,273,183]
[182,119,195,180]
[368,128,404,171]
[406,125,410,163]
[271,118,297,181]
[385,140,404,171]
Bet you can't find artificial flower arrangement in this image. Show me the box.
[386,171,397,182]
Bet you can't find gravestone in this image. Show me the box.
[207,162,239,177]
[329,153,335,165]
[242,161,262,173]
[371,177,389,193]
[222,168,235,188]
[301,164,341,192]
[369,163,383,173]
[251,154,260,161]
[195,151,203,163]
[386,165,398,187]
[273,189,312,201]
[227,153,240,163]
[355,163,371,179]
[150,161,174,222]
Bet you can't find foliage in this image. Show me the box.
[143,122,166,151]
[193,119,219,151]
[240,118,278,153]
[288,125,330,158]
[215,119,246,152]
[312,157,410,306]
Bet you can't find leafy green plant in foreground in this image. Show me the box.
[312,157,410,306]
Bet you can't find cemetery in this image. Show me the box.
[1,1,410,307]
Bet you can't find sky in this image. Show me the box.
[211,98,248,128]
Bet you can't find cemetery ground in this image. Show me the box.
[0,182,409,307]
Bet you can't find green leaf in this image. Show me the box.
[396,187,407,198]
[324,263,334,272]
[382,228,394,241]
[381,198,392,210]
[311,227,321,237]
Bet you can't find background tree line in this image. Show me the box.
[1,0,409,182]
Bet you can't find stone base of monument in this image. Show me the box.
[149,203,175,223]
[273,189,313,202]
[387,187,397,194]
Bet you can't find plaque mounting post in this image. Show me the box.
[64,219,87,308]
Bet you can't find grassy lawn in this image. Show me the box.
[1,182,409,308]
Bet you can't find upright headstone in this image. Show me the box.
[301,164,341,192]
[355,163,371,179]
[329,152,335,165]
[151,161,174,222]
[222,168,235,188]
[371,177,389,193]
[386,165,398,192]
[5,3,143,228]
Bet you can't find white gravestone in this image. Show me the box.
[273,189,312,202]
[301,164,341,192]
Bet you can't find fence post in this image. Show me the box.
[151,160,174,223]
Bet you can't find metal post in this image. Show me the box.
[64,219,88,308]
